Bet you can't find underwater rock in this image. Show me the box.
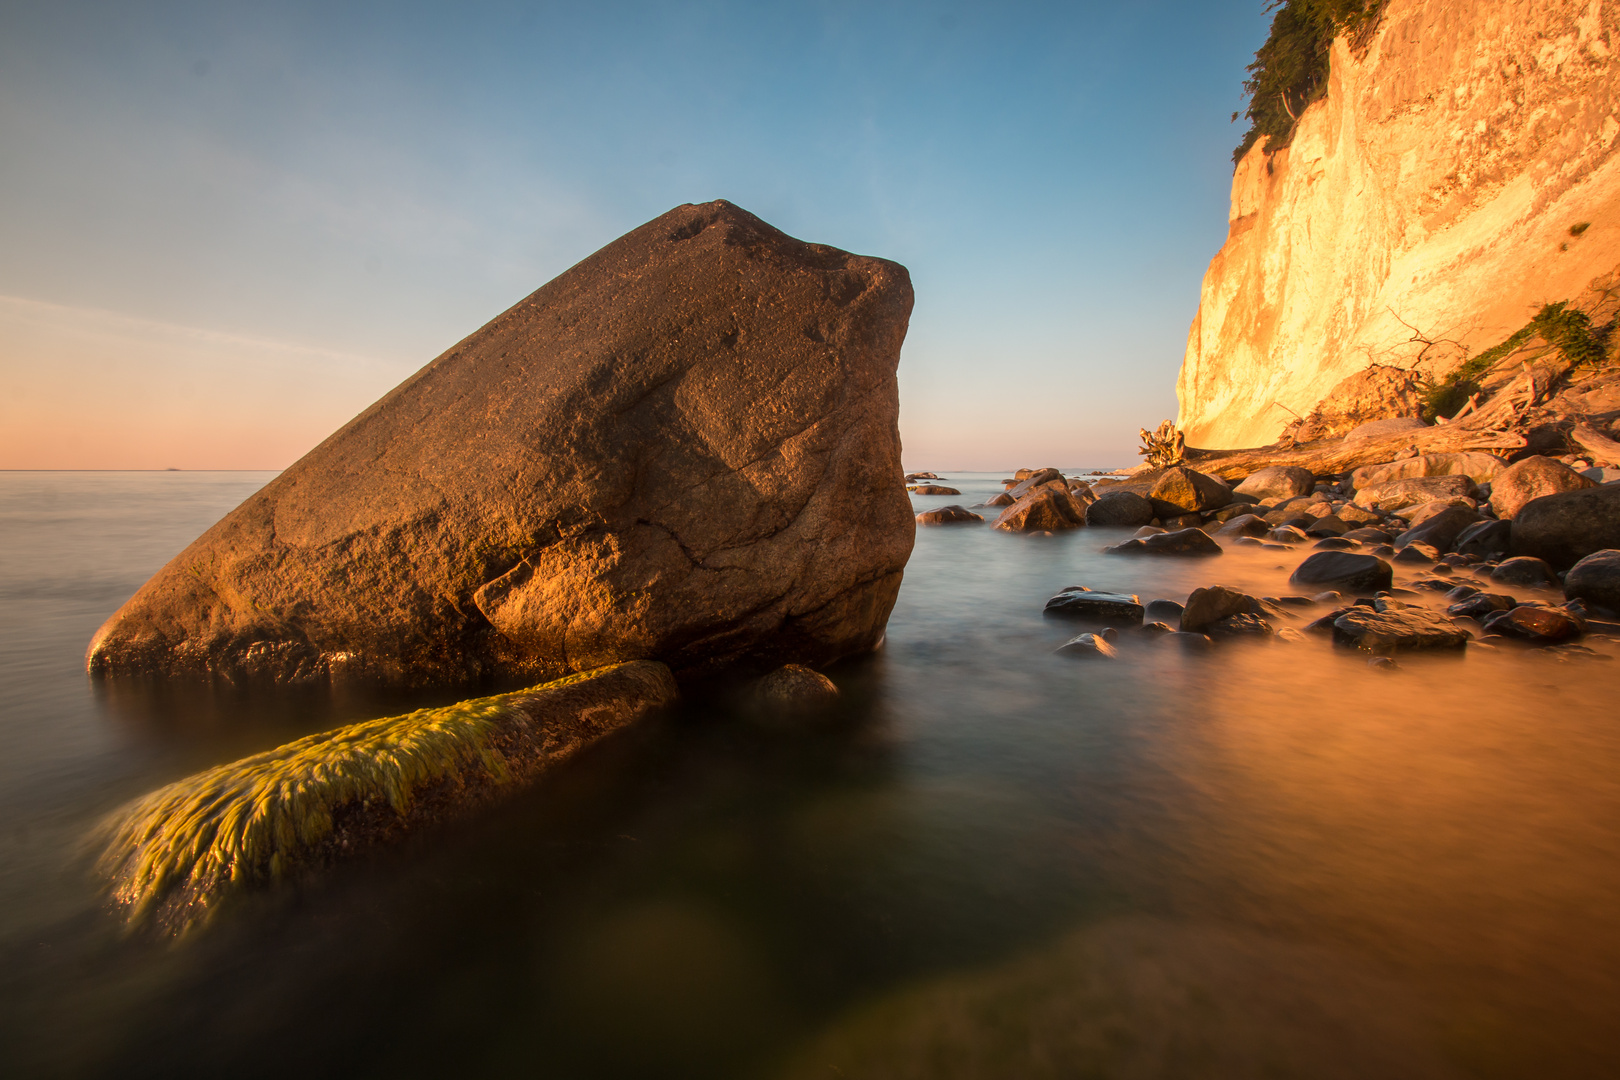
[97,661,678,933]
[87,201,914,687]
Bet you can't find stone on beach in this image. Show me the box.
[1148,467,1232,517]
[86,201,914,687]
[1353,475,1477,513]
[1453,519,1511,559]
[1216,514,1270,538]
[1488,456,1598,520]
[1349,452,1507,490]
[1232,466,1315,502]
[1447,593,1515,619]
[1508,485,1620,568]
[1085,490,1156,528]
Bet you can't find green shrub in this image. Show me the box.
[1233,1,1387,164]
[1418,302,1612,420]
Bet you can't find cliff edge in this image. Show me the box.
[1178,0,1620,449]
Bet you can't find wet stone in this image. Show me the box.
[915,505,983,525]
[1332,605,1471,653]
[1448,593,1516,619]
[1490,556,1560,588]
[1055,633,1118,659]
[1290,551,1395,594]
[1392,543,1438,564]
[1314,537,1361,551]
[1105,528,1223,557]
[1144,599,1185,625]
[1483,605,1586,643]
[1042,591,1145,627]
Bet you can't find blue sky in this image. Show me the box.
[0,0,1271,469]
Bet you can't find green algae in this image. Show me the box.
[96,665,628,934]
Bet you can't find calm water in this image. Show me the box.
[1,471,1617,1079]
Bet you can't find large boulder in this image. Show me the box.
[1489,456,1598,519]
[1353,475,1477,512]
[87,201,915,687]
[1148,467,1232,516]
[1232,466,1315,502]
[1349,452,1508,491]
[1565,550,1620,612]
[1085,490,1156,528]
[1509,485,1620,568]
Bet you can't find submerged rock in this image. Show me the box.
[1483,604,1586,643]
[87,202,915,687]
[752,663,841,713]
[97,661,678,933]
[1055,633,1118,659]
[1490,556,1558,588]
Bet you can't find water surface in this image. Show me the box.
[0,471,1616,1078]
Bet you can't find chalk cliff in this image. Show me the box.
[1178,0,1620,449]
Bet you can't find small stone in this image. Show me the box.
[1443,584,1481,601]
[1312,591,1342,604]
[1132,525,1168,538]
[1268,526,1310,543]
[1342,528,1393,544]
[1304,515,1350,537]
[908,485,961,496]
[1367,656,1400,672]
[1138,620,1176,635]
[753,664,841,713]
[1216,514,1271,538]
[1181,585,1261,633]
[1313,537,1360,550]
[1276,627,1305,643]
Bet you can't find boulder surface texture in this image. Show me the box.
[1489,456,1598,520]
[1510,485,1620,569]
[88,201,915,687]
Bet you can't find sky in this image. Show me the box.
[0,0,1271,471]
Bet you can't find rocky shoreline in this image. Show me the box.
[911,452,1620,666]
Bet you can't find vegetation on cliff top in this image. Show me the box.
[1233,0,1387,164]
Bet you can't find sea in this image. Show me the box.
[0,470,1617,1079]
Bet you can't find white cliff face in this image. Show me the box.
[1178,0,1620,449]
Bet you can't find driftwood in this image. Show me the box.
[1186,370,1540,480]
[1137,421,1186,468]
[1571,424,1620,466]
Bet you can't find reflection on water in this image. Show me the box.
[0,471,1616,1078]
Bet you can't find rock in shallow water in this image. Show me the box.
[87,201,915,687]
[1105,528,1223,557]
[1043,591,1145,628]
[1483,604,1586,642]
[1509,485,1620,569]
[1490,556,1558,588]
[1085,490,1156,528]
[1289,551,1394,594]
[1331,605,1470,652]
[1055,633,1118,658]
[1564,549,1620,612]
[1180,586,1260,634]
[916,505,984,526]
